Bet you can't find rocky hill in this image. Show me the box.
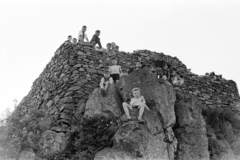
[7,41,240,160]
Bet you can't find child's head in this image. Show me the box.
[162,75,167,81]
[68,35,72,41]
[95,30,101,36]
[163,63,168,69]
[112,58,118,65]
[82,25,87,32]
[72,38,77,44]
[136,62,142,68]
[132,87,141,98]
[104,71,110,78]
[115,46,119,51]
[106,43,111,50]
[111,42,116,49]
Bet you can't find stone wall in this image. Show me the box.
[16,41,239,134]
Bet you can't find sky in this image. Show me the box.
[0,0,240,114]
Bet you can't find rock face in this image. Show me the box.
[84,84,123,119]
[174,91,210,160]
[118,68,176,128]
[95,68,176,160]
[9,41,240,159]
[38,130,69,155]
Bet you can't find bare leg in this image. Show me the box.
[104,81,109,91]
[138,103,145,120]
[109,77,114,84]
[123,102,131,119]
[99,81,104,89]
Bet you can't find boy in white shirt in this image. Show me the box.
[78,25,89,42]
[122,88,150,122]
[109,58,122,83]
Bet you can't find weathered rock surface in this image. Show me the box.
[9,41,240,159]
[95,69,176,160]
[38,130,69,155]
[95,121,168,160]
[84,84,123,119]
[118,68,176,128]
[174,91,210,160]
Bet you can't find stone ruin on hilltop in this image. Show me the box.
[9,40,240,160]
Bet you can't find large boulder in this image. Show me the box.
[84,84,123,119]
[95,68,177,160]
[174,91,210,160]
[118,68,176,128]
[95,121,169,160]
[38,130,69,155]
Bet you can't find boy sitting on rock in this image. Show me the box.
[99,71,113,96]
[122,88,150,122]
[109,58,122,83]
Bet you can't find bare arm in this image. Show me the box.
[119,66,122,74]
[130,98,134,106]
[141,96,146,103]
[108,67,112,74]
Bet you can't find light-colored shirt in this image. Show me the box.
[109,65,122,74]
[78,30,88,42]
[130,96,146,106]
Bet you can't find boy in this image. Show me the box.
[156,67,163,79]
[170,70,177,84]
[111,42,116,50]
[90,30,102,49]
[105,43,114,55]
[109,59,122,83]
[78,25,89,42]
[106,43,112,52]
[128,61,145,74]
[99,71,112,96]
[114,46,119,52]
[122,88,150,122]
[65,35,72,44]
[72,38,77,44]
[162,62,170,81]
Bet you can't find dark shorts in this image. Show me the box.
[110,74,120,82]
[132,105,139,109]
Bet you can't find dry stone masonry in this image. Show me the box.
[11,40,240,160]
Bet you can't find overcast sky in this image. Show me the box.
[0,0,240,114]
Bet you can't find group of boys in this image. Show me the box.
[99,59,149,122]
[99,59,185,122]
[66,26,121,55]
[152,61,184,86]
[106,42,120,55]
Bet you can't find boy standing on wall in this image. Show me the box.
[78,25,89,42]
[109,58,122,83]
